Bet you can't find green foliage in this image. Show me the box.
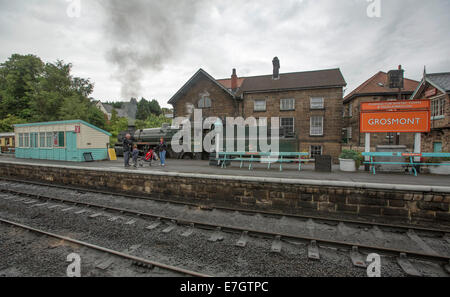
[340,149,363,168]
[106,109,129,147]
[0,114,27,132]
[136,97,162,121]
[110,102,123,109]
[0,54,44,119]
[135,113,169,130]
[0,53,107,130]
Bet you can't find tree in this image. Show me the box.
[0,53,106,130]
[135,113,170,130]
[0,114,27,132]
[0,54,44,119]
[107,109,129,147]
[149,99,162,116]
[136,98,162,121]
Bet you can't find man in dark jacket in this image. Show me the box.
[123,133,133,168]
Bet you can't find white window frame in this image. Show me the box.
[254,99,266,112]
[310,97,324,110]
[280,117,295,135]
[18,133,23,148]
[280,98,295,111]
[46,132,53,148]
[24,133,30,147]
[198,97,212,109]
[310,116,324,136]
[348,103,353,117]
[431,95,445,119]
[347,127,352,139]
[310,145,323,159]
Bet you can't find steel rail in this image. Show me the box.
[0,217,211,277]
[0,176,448,235]
[2,187,450,264]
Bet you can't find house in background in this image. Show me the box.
[168,57,347,160]
[95,98,138,127]
[343,70,419,149]
[410,70,450,153]
[94,100,112,120]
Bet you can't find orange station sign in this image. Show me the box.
[360,100,431,133]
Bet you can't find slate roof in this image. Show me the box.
[102,99,138,125]
[427,72,450,92]
[237,68,346,95]
[168,69,235,105]
[168,68,346,106]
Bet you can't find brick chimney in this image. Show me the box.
[231,68,238,91]
[272,57,280,80]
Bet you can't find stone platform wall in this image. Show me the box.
[1,162,449,226]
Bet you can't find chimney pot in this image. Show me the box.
[231,68,238,91]
[272,57,280,80]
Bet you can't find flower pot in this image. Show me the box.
[339,158,356,172]
[429,164,450,175]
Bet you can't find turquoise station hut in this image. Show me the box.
[14,120,112,162]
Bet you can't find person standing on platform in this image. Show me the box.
[123,133,133,168]
[132,145,140,168]
[158,137,167,167]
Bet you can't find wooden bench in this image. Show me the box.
[217,152,310,171]
[362,152,450,176]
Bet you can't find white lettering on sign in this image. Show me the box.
[368,118,421,126]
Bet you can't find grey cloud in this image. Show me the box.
[0,0,449,107]
[98,0,207,100]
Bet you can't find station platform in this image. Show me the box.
[0,154,449,189]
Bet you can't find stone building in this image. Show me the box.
[168,58,347,160]
[343,71,419,149]
[95,99,138,126]
[410,71,450,153]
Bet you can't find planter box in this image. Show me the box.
[429,164,450,175]
[339,158,356,172]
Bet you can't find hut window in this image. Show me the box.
[53,132,65,147]
[30,133,38,148]
[18,133,23,147]
[24,133,30,147]
[46,132,52,147]
[39,133,45,148]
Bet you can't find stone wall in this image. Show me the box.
[242,87,344,161]
[173,75,238,119]
[1,162,449,226]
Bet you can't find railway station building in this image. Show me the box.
[343,70,419,149]
[14,120,112,162]
[168,57,347,161]
[410,71,450,153]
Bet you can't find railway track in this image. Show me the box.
[1,183,450,276]
[0,176,448,235]
[0,217,211,277]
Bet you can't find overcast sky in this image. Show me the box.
[1,0,449,108]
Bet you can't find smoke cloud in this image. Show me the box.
[100,0,205,100]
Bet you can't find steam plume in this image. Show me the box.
[100,0,204,99]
